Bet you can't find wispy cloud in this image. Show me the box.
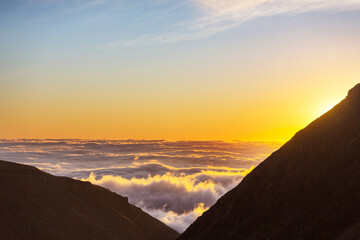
[101,0,360,47]
[18,0,360,47]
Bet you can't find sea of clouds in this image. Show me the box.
[0,139,281,232]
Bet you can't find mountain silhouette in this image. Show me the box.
[179,84,360,240]
[0,160,179,240]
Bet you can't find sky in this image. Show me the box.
[1,0,360,141]
[0,139,281,232]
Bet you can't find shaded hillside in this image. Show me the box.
[0,160,179,240]
[179,84,360,240]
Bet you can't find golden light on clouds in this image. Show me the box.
[80,168,253,232]
[0,139,280,232]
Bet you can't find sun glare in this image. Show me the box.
[318,103,337,117]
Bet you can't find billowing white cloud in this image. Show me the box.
[144,203,209,233]
[81,168,252,232]
[81,168,252,212]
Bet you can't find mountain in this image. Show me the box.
[0,160,179,240]
[179,84,360,240]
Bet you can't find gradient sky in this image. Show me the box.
[1,0,360,141]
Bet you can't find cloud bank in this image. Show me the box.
[0,139,280,232]
[81,168,252,232]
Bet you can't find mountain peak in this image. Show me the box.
[0,160,179,240]
[348,83,360,98]
[179,84,360,240]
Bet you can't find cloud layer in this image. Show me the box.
[0,139,280,232]
[81,168,251,232]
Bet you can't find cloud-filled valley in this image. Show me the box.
[0,139,281,232]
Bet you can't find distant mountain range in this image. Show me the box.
[0,160,179,240]
[179,84,360,240]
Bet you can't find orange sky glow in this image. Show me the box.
[1,1,359,141]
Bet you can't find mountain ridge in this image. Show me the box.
[179,83,360,240]
[0,160,179,240]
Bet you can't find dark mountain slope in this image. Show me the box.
[0,160,179,240]
[179,84,360,240]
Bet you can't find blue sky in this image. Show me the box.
[2,0,360,47]
[1,0,360,140]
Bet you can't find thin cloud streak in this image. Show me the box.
[101,0,360,47]
[18,0,360,47]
